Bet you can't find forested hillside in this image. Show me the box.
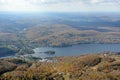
[0,13,120,54]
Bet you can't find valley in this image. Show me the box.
[0,12,120,57]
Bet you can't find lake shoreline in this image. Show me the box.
[0,43,120,58]
[32,43,120,58]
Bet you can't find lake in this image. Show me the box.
[0,48,16,58]
[33,44,120,58]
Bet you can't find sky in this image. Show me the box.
[0,0,120,12]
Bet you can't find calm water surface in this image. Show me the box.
[33,44,120,58]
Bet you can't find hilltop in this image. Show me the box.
[0,52,120,80]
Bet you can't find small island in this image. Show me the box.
[44,50,55,55]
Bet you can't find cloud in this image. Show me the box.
[0,0,116,5]
[0,0,40,11]
[90,0,100,4]
[0,0,119,12]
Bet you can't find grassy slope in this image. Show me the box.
[0,52,120,80]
